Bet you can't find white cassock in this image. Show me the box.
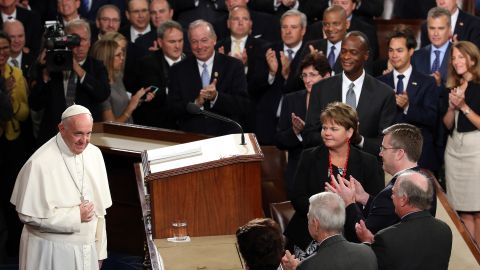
[10,133,112,270]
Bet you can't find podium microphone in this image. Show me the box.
[186,102,246,145]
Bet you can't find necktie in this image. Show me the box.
[327,45,336,69]
[431,50,441,73]
[346,82,356,109]
[232,39,242,55]
[65,71,77,106]
[396,74,405,95]
[287,49,294,61]
[81,0,90,12]
[201,63,210,88]
[10,58,19,68]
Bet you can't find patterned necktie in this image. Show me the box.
[396,74,405,95]
[346,82,356,109]
[201,63,210,88]
[287,49,294,61]
[232,39,242,55]
[327,45,336,69]
[65,71,77,106]
[10,58,19,68]
[431,50,441,73]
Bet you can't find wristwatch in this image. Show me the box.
[463,107,471,115]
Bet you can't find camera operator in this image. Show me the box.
[29,19,110,146]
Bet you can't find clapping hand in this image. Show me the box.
[325,174,356,206]
[355,219,374,243]
[291,113,305,135]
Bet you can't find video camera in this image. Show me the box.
[44,21,80,72]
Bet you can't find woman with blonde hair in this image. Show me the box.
[91,39,153,123]
[443,41,480,246]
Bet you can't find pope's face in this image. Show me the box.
[59,114,93,155]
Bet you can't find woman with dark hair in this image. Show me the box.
[236,218,285,270]
[284,102,384,259]
[443,41,480,246]
[275,52,331,198]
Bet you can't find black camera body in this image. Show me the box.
[44,21,80,72]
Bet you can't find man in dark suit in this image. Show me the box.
[412,7,452,87]
[3,20,33,79]
[133,20,185,129]
[29,19,110,146]
[173,0,227,28]
[168,20,249,136]
[328,124,437,242]
[213,0,280,43]
[293,192,377,270]
[420,0,480,48]
[377,28,440,174]
[304,6,347,75]
[215,6,271,132]
[303,31,396,157]
[93,4,122,43]
[135,0,175,53]
[356,170,452,270]
[0,1,42,57]
[120,0,152,44]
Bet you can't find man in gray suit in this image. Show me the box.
[296,192,377,270]
[303,31,396,156]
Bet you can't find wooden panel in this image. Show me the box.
[150,162,263,239]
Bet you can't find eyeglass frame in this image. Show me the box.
[379,145,401,152]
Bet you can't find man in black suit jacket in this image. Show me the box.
[135,0,175,52]
[377,28,441,174]
[215,6,271,133]
[303,31,396,156]
[133,20,185,129]
[420,0,480,48]
[294,192,377,270]
[168,20,249,136]
[0,2,42,57]
[3,20,33,79]
[356,170,452,270]
[29,19,110,146]
[213,0,280,43]
[328,124,437,242]
[120,0,152,44]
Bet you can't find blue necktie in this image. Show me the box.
[201,63,210,88]
[328,45,336,69]
[396,74,405,95]
[431,50,441,73]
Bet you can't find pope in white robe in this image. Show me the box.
[10,105,112,270]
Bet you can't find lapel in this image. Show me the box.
[406,70,421,102]
[223,37,232,55]
[422,45,432,73]
[211,53,222,85]
[439,43,451,79]
[454,10,466,38]
[245,36,255,56]
[357,73,374,115]
[190,56,203,89]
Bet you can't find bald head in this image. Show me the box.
[3,19,25,56]
[395,171,434,211]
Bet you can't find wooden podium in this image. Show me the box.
[140,133,264,239]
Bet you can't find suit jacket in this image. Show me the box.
[298,235,377,270]
[393,0,435,19]
[420,9,480,48]
[344,166,438,242]
[132,50,179,129]
[270,42,306,94]
[173,0,227,28]
[134,31,157,54]
[411,43,451,85]
[0,7,43,58]
[373,210,452,270]
[377,70,441,171]
[285,145,384,249]
[19,51,34,80]
[303,73,396,156]
[168,53,249,136]
[213,10,280,43]
[274,90,307,197]
[351,0,383,25]
[29,57,110,146]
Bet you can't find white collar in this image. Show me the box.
[1,9,17,21]
[393,65,412,80]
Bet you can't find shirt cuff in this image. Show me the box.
[296,133,303,142]
[268,73,275,85]
[357,135,364,148]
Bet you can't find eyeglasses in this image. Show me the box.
[300,72,320,79]
[99,17,121,24]
[379,145,401,152]
[129,9,148,15]
[0,45,10,52]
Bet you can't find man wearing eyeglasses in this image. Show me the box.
[120,0,152,43]
[326,123,437,242]
[93,5,122,43]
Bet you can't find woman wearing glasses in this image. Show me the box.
[443,41,480,247]
[90,38,153,123]
[275,52,331,198]
[284,101,384,260]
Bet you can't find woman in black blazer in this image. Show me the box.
[284,102,384,260]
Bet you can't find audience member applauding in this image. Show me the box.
[443,41,480,247]
[285,102,383,260]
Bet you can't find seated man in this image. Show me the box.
[356,170,452,270]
